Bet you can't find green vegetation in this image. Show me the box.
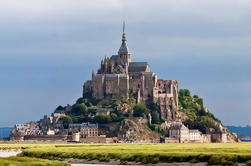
[147,103,161,124]
[57,96,135,125]
[148,123,165,135]
[0,156,69,166]
[70,103,88,116]
[58,115,72,129]
[93,114,112,123]
[55,105,64,111]
[133,104,149,117]
[179,89,221,133]
[2,143,248,165]
[58,88,226,136]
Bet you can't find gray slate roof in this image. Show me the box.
[110,55,119,60]
[118,42,129,54]
[129,62,148,67]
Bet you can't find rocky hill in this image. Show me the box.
[53,88,238,142]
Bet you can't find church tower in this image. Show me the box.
[118,22,131,66]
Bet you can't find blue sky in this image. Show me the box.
[0,0,250,127]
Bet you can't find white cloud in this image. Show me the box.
[1,0,251,126]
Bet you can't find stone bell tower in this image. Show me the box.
[118,21,131,67]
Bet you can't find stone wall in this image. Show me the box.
[80,136,116,143]
[164,137,179,143]
[153,80,178,121]
[24,135,68,141]
[201,134,211,143]
[92,74,105,99]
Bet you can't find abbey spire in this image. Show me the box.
[118,21,130,55]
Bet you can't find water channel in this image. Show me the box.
[0,151,131,166]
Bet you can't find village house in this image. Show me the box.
[169,124,190,143]
[189,130,202,143]
[10,121,41,141]
[166,123,212,143]
[69,123,98,138]
[95,109,111,115]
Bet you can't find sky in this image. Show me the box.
[0,0,250,127]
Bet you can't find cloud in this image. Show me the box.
[0,0,251,126]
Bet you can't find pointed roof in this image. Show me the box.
[118,21,130,54]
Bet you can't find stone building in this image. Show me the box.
[167,123,213,143]
[10,122,41,138]
[189,129,202,143]
[69,123,98,138]
[96,109,111,115]
[83,23,178,121]
[169,124,190,143]
[206,128,227,143]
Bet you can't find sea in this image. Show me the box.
[0,127,12,138]
[242,140,251,142]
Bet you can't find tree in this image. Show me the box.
[147,103,158,112]
[110,113,118,122]
[179,89,222,134]
[111,110,124,122]
[59,115,73,129]
[87,109,96,115]
[76,97,84,104]
[93,114,111,123]
[133,104,149,117]
[71,115,84,123]
[150,111,160,124]
[55,105,64,111]
[179,89,191,97]
[71,104,88,116]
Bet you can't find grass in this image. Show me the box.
[1,143,251,165]
[0,156,70,166]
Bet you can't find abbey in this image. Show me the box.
[83,23,179,121]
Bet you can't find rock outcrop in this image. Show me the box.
[118,118,160,142]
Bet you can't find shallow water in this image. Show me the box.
[0,152,129,165]
[0,151,21,157]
